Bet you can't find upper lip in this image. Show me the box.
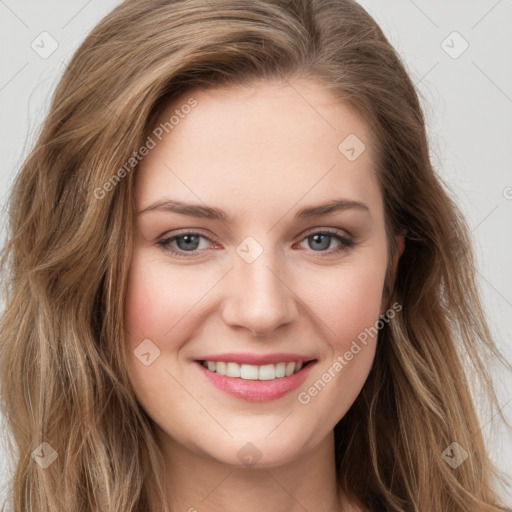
[195,352,317,365]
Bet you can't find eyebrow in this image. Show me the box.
[138,198,370,222]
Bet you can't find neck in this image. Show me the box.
[148,429,353,512]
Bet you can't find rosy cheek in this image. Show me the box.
[125,267,152,346]
[124,254,172,351]
[124,253,204,350]
[344,275,383,321]
[304,263,385,344]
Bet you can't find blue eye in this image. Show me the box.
[157,232,208,256]
[156,229,353,257]
[300,231,354,253]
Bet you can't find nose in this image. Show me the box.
[220,245,298,337]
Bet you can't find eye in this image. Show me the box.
[157,231,212,257]
[296,229,354,255]
[156,228,354,258]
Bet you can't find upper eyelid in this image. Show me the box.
[159,228,353,253]
[160,226,352,243]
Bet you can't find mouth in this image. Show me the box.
[194,356,317,402]
[198,359,316,380]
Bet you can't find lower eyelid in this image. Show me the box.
[158,231,353,256]
[297,233,353,251]
[158,233,211,253]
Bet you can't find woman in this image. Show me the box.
[0,0,510,510]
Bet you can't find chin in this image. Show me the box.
[194,428,317,469]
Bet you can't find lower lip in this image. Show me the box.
[195,361,316,402]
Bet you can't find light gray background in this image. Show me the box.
[0,0,511,506]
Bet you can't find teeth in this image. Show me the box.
[258,364,275,380]
[216,361,226,376]
[275,362,286,378]
[240,364,259,380]
[226,362,241,378]
[201,360,308,380]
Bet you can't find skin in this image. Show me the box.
[124,78,404,512]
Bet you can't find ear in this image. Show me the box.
[393,232,406,271]
[381,232,405,315]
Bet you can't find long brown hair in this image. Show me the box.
[1,0,510,510]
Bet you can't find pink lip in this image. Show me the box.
[196,352,315,365]
[195,360,316,402]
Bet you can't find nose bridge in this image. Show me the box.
[223,235,297,335]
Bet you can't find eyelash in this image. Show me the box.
[156,228,354,258]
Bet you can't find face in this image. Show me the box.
[124,78,400,469]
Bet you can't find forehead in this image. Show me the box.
[148,78,373,156]
[136,79,381,219]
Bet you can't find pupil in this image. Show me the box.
[178,235,199,251]
[311,234,329,251]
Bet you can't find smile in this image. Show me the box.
[195,356,317,402]
[200,360,310,380]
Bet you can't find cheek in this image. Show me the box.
[124,252,201,346]
[303,256,387,349]
[292,252,387,424]
[123,252,205,428]
[123,252,202,398]
[333,268,384,343]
